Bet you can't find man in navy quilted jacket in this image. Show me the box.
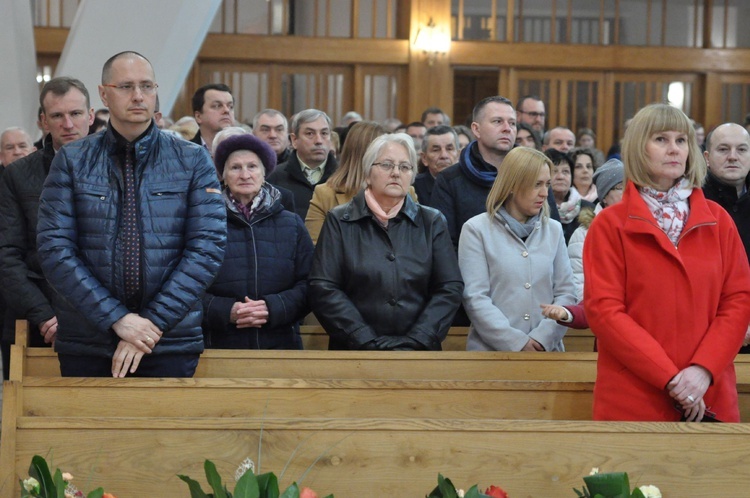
[37,51,227,378]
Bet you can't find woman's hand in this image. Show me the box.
[540,304,568,321]
[682,398,707,422]
[667,365,712,410]
[521,338,545,352]
[230,297,269,328]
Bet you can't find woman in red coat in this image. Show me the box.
[583,103,750,422]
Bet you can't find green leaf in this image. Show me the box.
[233,469,260,498]
[279,482,300,498]
[205,460,230,498]
[464,484,491,498]
[583,472,631,498]
[256,472,279,498]
[437,474,458,498]
[178,474,211,498]
[53,468,66,498]
[86,488,105,498]
[631,489,647,498]
[29,455,56,497]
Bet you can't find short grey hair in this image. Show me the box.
[252,109,288,132]
[1,127,33,145]
[362,133,418,185]
[291,109,332,136]
[420,125,459,153]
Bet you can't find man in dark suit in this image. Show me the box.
[190,83,235,152]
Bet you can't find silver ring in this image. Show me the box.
[687,395,695,403]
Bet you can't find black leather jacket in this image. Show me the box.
[309,190,464,350]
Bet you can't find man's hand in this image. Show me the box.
[230,297,269,328]
[743,324,750,347]
[39,316,58,345]
[111,313,162,353]
[111,339,146,377]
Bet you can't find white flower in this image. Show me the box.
[638,484,662,498]
[62,472,74,482]
[589,467,599,475]
[457,490,465,497]
[23,477,40,492]
[235,457,255,481]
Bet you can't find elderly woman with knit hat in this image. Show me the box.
[202,134,314,349]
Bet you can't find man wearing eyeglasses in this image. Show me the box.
[516,95,546,134]
[37,51,227,378]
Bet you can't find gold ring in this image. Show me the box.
[145,337,153,343]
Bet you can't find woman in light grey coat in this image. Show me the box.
[458,147,576,351]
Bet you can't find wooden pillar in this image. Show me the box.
[407,0,453,122]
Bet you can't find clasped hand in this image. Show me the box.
[230,297,269,328]
[110,313,162,377]
[667,365,712,422]
[363,335,424,351]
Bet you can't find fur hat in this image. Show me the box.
[593,158,624,202]
[213,134,277,177]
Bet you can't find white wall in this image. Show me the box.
[55,0,221,117]
[0,0,40,136]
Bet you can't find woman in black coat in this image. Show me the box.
[203,134,313,349]
[309,133,464,351]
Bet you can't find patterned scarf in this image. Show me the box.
[226,186,267,222]
[557,187,583,224]
[638,177,692,245]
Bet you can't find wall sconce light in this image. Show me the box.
[414,17,450,66]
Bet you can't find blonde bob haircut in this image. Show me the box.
[485,146,552,219]
[622,103,706,189]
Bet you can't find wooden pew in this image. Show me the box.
[3,383,750,497]
[299,325,597,352]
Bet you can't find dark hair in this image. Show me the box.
[545,148,574,180]
[421,125,459,153]
[405,121,427,131]
[40,77,90,112]
[515,122,541,150]
[192,83,233,113]
[516,95,542,111]
[472,96,513,122]
[421,107,446,123]
[571,147,599,169]
[101,51,151,84]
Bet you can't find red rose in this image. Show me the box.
[300,487,319,498]
[484,485,509,498]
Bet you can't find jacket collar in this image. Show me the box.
[342,189,419,226]
[105,120,158,159]
[623,181,717,244]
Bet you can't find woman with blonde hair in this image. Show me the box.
[305,121,387,243]
[584,103,750,421]
[458,147,576,351]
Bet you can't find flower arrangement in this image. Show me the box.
[178,458,331,498]
[426,473,508,498]
[20,455,115,498]
[573,468,661,498]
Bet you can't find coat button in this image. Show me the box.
[524,283,531,289]
[387,253,396,261]
[343,214,350,220]
[388,299,397,306]
[522,251,529,257]
[523,314,530,320]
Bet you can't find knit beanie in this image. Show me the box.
[593,158,624,202]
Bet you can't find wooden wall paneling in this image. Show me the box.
[499,67,511,99]
[600,71,616,153]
